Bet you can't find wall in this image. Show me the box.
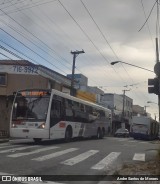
[133,105,145,116]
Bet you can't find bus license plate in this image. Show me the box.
[23,129,29,133]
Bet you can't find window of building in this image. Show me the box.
[0,73,7,86]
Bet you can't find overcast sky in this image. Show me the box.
[0,0,159,118]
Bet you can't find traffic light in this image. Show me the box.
[148,78,159,95]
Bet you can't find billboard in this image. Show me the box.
[76,90,96,103]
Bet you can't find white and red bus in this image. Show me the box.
[10,89,112,142]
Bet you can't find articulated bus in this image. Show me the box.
[10,89,112,142]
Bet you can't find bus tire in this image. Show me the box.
[65,126,72,142]
[97,128,102,139]
[33,138,42,143]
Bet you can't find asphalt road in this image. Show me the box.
[0,137,159,184]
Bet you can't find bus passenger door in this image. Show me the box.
[50,99,62,128]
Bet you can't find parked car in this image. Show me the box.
[114,128,129,137]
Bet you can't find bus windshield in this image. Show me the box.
[12,95,50,121]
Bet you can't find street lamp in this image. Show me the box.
[111,61,154,73]
[144,105,149,112]
[142,105,149,117]
[147,101,158,105]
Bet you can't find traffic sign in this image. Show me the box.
[148,78,159,95]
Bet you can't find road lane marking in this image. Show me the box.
[0,146,39,153]
[91,152,121,170]
[0,145,21,149]
[61,150,99,166]
[133,153,145,161]
[7,146,59,158]
[139,141,148,144]
[0,172,13,175]
[32,148,78,161]
[123,144,136,146]
[116,139,126,141]
[128,141,137,143]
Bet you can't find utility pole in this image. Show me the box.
[154,113,157,121]
[122,89,130,129]
[155,38,160,122]
[144,105,149,116]
[155,38,160,139]
[70,50,85,96]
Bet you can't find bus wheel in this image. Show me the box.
[65,127,72,142]
[101,128,105,139]
[33,138,42,143]
[97,128,102,139]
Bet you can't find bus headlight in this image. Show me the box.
[12,124,17,128]
[38,123,45,129]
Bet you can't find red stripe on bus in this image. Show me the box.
[59,122,66,128]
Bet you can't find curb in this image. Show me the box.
[0,138,9,143]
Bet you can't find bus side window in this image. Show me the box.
[55,100,61,118]
[86,105,93,123]
[92,108,99,118]
[80,104,85,112]
[72,101,80,111]
[50,100,61,125]
[65,99,73,121]
[86,105,93,114]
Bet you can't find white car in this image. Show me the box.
[114,128,129,137]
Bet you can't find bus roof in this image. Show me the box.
[51,89,111,113]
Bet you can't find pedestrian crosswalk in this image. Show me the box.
[91,152,121,170]
[0,145,39,153]
[133,153,145,161]
[8,146,59,158]
[0,141,147,171]
[61,150,99,166]
[0,138,157,184]
[32,148,79,161]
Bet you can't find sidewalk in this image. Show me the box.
[0,137,9,143]
[99,158,160,184]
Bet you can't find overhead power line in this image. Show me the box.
[80,0,119,60]
[79,0,148,101]
[57,0,128,83]
[0,44,24,60]
[0,52,12,60]
[140,0,154,47]
[0,1,154,105]
[0,28,70,74]
[0,0,56,16]
[0,2,103,87]
[80,0,140,88]
[139,0,158,32]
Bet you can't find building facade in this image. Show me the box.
[132,105,145,116]
[102,93,133,133]
[0,60,72,137]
